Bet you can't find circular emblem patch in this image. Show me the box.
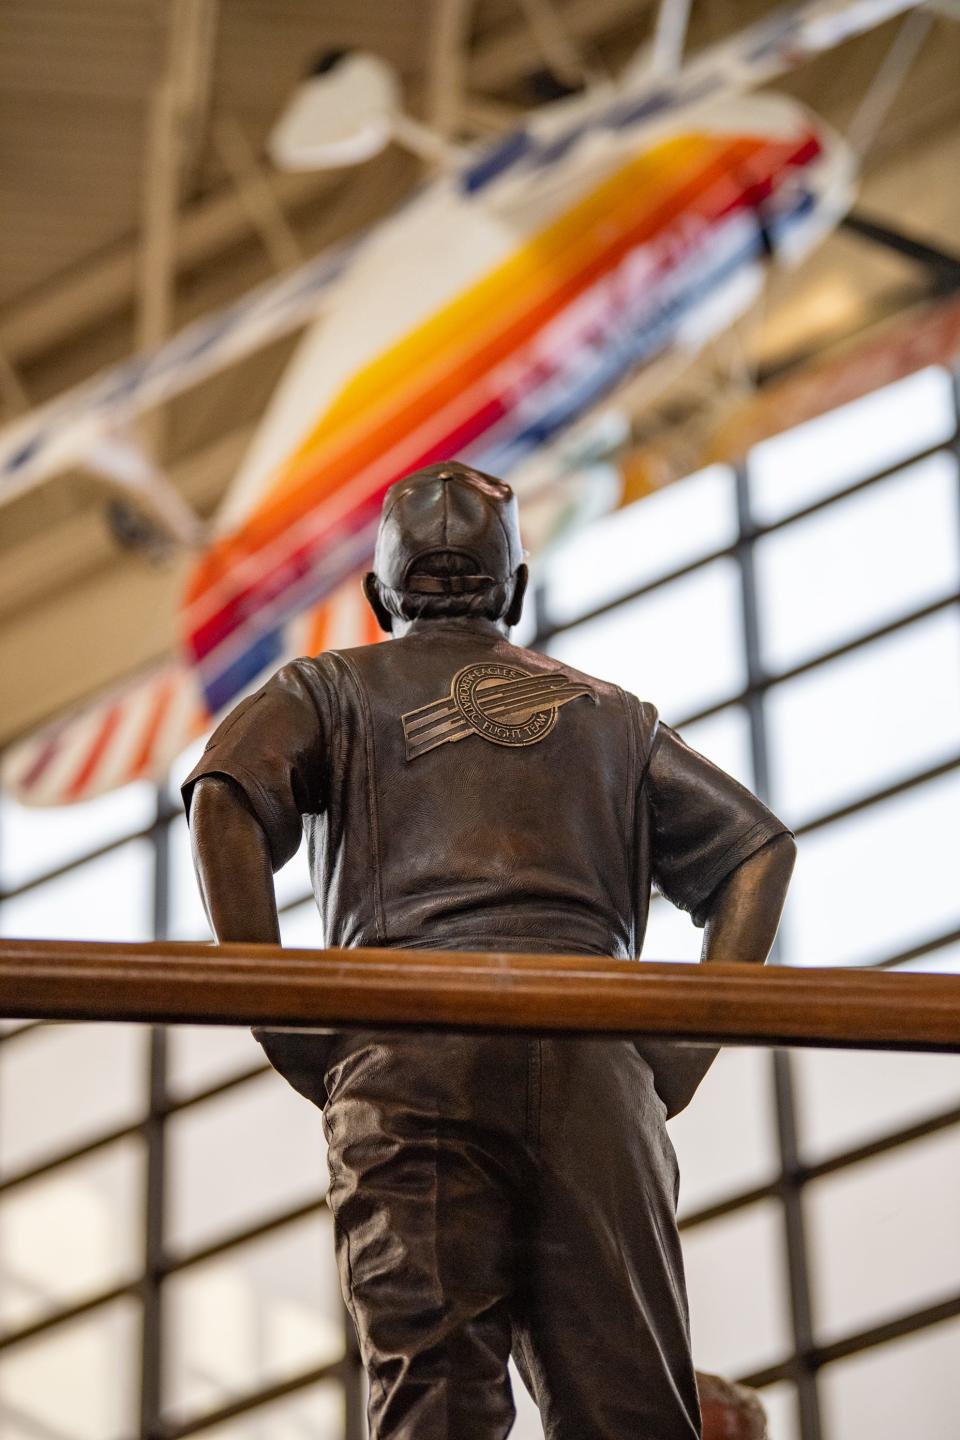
[401,660,596,760]
[450,662,561,747]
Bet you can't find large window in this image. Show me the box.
[1,363,958,1440]
[536,362,960,1439]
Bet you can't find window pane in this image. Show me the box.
[0,782,155,891]
[0,1297,140,1440]
[510,583,540,650]
[683,1200,792,1377]
[167,1026,266,1102]
[0,1024,148,1175]
[750,366,956,524]
[820,1317,960,1440]
[544,465,736,625]
[0,839,153,942]
[510,1356,544,1438]
[274,835,312,911]
[169,814,210,941]
[757,1381,799,1440]
[672,1049,779,1217]
[806,1129,960,1342]
[755,453,959,674]
[679,704,754,791]
[780,773,960,967]
[187,1380,345,1439]
[280,898,323,948]
[548,560,744,722]
[167,1068,328,1255]
[167,734,209,807]
[794,1048,960,1162]
[0,1138,143,1334]
[639,897,700,962]
[767,610,960,826]
[163,1213,344,1426]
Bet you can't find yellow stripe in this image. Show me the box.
[269,132,716,496]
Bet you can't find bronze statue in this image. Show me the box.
[185,462,795,1440]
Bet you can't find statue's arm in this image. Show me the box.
[189,774,281,945]
[637,832,797,1117]
[700,830,797,965]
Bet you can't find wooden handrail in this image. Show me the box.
[1,938,959,1050]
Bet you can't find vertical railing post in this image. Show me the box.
[735,461,823,1440]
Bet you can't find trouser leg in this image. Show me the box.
[512,1039,702,1440]
[321,1031,528,1440]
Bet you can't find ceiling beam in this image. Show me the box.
[137,1,216,460]
[0,168,340,367]
[212,113,304,272]
[0,347,29,417]
[469,0,645,90]
[649,0,691,79]
[137,0,221,357]
[428,0,473,140]
[515,0,598,87]
[178,0,220,194]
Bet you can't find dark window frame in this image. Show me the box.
[1,365,958,1440]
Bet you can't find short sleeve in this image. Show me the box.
[181,659,330,871]
[644,723,791,926]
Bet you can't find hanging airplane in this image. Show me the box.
[0,0,924,806]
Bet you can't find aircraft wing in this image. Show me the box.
[459,0,922,220]
[0,240,357,510]
[0,0,922,516]
[2,0,931,806]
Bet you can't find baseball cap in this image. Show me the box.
[373,462,523,594]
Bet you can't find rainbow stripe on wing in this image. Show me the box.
[5,101,840,806]
[183,112,825,713]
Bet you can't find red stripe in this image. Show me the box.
[211,142,766,554]
[190,393,506,665]
[184,141,763,625]
[187,131,822,667]
[65,703,125,801]
[248,135,806,544]
[18,732,65,793]
[130,676,176,779]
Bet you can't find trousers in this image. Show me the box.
[259,1029,701,1440]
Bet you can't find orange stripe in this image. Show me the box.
[189,137,768,602]
[304,599,333,656]
[66,703,125,801]
[255,140,754,526]
[290,134,724,453]
[270,126,803,498]
[361,603,383,646]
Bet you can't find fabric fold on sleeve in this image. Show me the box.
[644,724,791,926]
[181,659,330,871]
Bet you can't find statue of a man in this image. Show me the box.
[185,462,795,1440]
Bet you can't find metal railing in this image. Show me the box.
[2,937,959,1050]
